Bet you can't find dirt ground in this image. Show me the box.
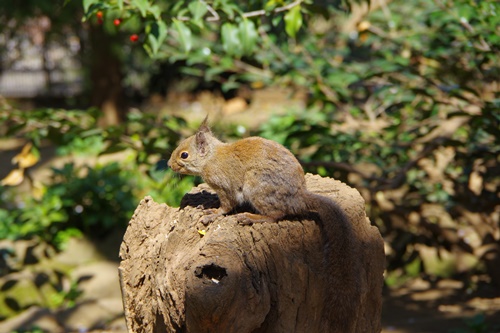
[381,278,500,333]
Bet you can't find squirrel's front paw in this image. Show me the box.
[200,214,216,225]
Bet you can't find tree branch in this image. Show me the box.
[243,0,303,18]
[200,0,220,22]
[178,0,303,22]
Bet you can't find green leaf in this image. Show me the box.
[132,0,150,17]
[148,5,162,20]
[83,0,98,13]
[238,19,258,56]
[180,67,204,76]
[188,1,208,21]
[265,0,280,11]
[222,80,240,92]
[284,5,302,38]
[173,19,193,53]
[147,20,168,55]
[205,66,226,81]
[218,2,238,20]
[221,23,241,56]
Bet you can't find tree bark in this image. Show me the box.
[119,174,385,333]
[88,25,126,126]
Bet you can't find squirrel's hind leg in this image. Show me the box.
[236,212,281,225]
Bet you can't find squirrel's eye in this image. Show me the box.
[180,152,189,159]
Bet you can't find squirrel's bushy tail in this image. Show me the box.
[305,192,362,333]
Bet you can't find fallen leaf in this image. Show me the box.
[1,168,24,186]
[12,143,39,168]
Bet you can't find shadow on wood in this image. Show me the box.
[119,174,385,333]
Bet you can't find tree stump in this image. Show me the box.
[119,174,385,333]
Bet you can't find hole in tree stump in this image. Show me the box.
[194,264,228,282]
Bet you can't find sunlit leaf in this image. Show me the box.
[221,23,241,56]
[264,0,280,11]
[238,19,258,55]
[148,5,162,20]
[1,169,24,186]
[83,0,99,13]
[188,1,208,21]
[12,143,39,169]
[284,5,302,38]
[221,80,240,92]
[132,0,150,17]
[173,19,192,53]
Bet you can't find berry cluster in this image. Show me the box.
[95,11,139,43]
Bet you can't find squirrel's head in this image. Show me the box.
[168,118,219,176]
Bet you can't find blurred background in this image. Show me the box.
[0,0,498,332]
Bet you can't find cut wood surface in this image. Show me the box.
[119,174,385,333]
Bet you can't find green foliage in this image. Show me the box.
[47,162,137,234]
[1,108,99,148]
[49,278,83,309]
[0,0,498,308]
[80,1,364,90]
[76,0,500,283]
[284,4,302,38]
[253,0,497,280]
[0,105,196,322]
[0,107,191,247]
[221,19,258,57]
[0,239,85,320]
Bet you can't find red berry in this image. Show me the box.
[114,19,121,26]
[130,34,139,42]
[96,11,103,19]
[97,18,103,25]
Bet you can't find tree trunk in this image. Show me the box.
[88,25,126,126]
[119,174,385,333]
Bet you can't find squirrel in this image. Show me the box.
[167,118,360,332]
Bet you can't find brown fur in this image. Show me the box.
[168,121,361,332]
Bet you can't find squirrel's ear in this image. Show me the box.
[198,115,211,134]
[196,115,211,156]
[195,130,209,156]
